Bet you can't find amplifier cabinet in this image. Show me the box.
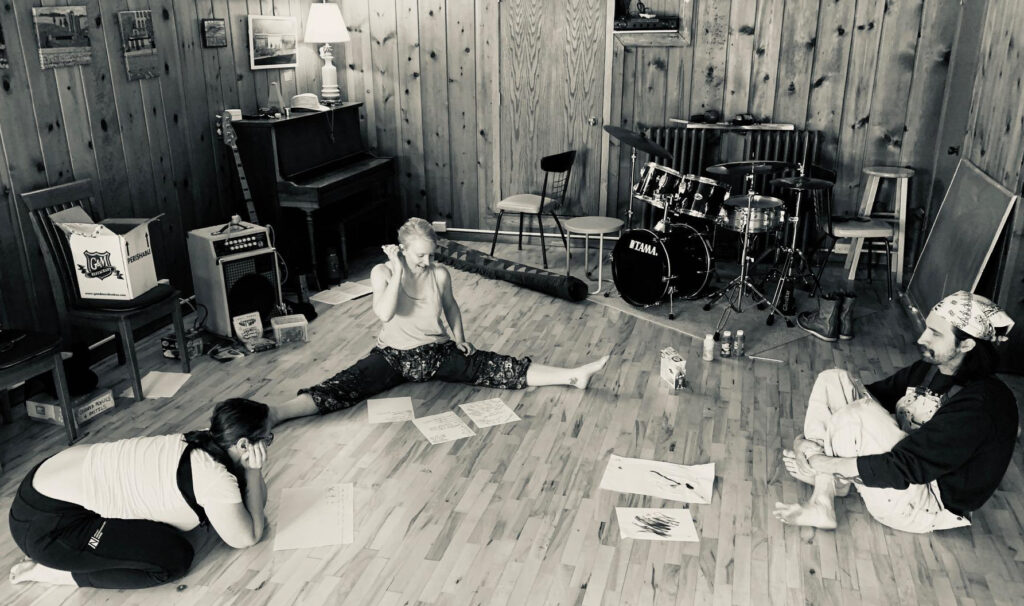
[188,221,282,338]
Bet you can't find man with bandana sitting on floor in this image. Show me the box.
[773,291,1018,533]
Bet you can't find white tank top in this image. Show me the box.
[81,434,242,531]
[377,267,449,350]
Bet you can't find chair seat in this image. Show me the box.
[0,330,61,371]
[863,166,915,179]
[566,216,624,235]
[75,283,178,311]
[832,217,894,238]
[496,194,551,214]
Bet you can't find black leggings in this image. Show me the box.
[300,340,532,413]
[9,462,194,589]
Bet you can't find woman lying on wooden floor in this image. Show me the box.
[9,398,272,589]
[271,217,608,426]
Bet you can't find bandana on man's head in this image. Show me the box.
[931,291,1014,343]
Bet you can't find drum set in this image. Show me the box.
[603,126,832,335]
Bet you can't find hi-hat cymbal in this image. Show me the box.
[724,194,784,209]
[707,161,792,176]
[770,176,834,191]
[603,125,673,159]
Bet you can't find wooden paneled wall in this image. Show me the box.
[608,0,964,226]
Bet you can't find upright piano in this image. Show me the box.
[232,102,396,286]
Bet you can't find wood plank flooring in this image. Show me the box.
[1,241,1023,605]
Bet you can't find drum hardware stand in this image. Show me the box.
[765,165,822,325]
[703,178,788,338]
[627,146,639,229]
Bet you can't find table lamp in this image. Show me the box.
[304,1,350,105]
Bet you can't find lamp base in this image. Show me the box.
[319,44,343,105]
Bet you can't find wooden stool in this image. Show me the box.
[845,166,913,285]
[565,216,624,294]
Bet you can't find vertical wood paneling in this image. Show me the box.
[499,0,542,198]
[805,0,856,172]
[419,0,452,223]
[691,0,729,114]
[560,0,604,217]
[748,0,783,121]
[772,0,817,128]
[341,0,375,151]
[446,0,477,227]
[369,1,400,161]
[474,0,499,226]
[396,0,427,219]
[722,0,754,123]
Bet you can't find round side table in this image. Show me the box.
[565,216,624,294]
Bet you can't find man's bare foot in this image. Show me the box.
[772,500,838,529]
[9,560,76,585]
[570,355,609,390]
[782,449,851,496]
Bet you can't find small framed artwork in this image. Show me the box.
[118,10,159,80]
[32,6,92,69]
[248,15,297,70]
[201,18,227,48]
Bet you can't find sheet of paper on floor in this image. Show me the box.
[616,507,699,542]
[309,281,373,305]
[119,371,191,399]
[367,396,415,423]
[599,454,715,504]
[458,398,520,428]
[412,411,475,444]
[273,483,354,551]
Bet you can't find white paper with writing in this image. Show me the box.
[367,397,415,424]
[412,411,475,444]
[458,398,520,428]
[273,483,354,551]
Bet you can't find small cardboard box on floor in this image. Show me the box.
[660,346,687,390]
[27,389,115,427]
[51,207,161,300]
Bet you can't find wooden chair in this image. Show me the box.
[489,150,575,269]
[808,167,893,301]
[0,329,78,445]
[21,179,190,401]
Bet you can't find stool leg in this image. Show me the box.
[490,211,504,256]
[52,351,79,444]
[895,177,908,286]
[566,231,571,276]
[119,318,143,401]
[593,233,606,294]
[846,175,880,280]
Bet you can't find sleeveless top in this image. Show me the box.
[377,266,450,350]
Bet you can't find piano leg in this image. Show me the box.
[338,223,349,279]
[300,209,321,292]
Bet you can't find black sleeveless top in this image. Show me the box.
[175,444,210,526]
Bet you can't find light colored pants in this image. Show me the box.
[803,369,970,533]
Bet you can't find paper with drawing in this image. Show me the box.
[599,454,715,504]
[273,483,354,551]
[616,507,699,542]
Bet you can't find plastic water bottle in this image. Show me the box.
[702,334,715,361]
[734,330,745,357]
[720,331,732,358]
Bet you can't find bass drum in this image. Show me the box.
[612,224,713,307]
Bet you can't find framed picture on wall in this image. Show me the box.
[248,15,297,70]
[118,10,159,81]
[201,18,227,48]
[32,6,92,69]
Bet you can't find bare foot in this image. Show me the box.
[9,560,75,585]
[570,355,609,390]
[772,500,838,530]
[782,449,851,497]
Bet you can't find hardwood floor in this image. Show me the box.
[1,240,1022,605]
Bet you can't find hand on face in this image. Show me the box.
[241,439,268,470]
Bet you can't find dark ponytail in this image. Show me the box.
[183,398,270,478]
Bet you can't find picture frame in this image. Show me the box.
[248,15,297,70]
[117,10,158,81]
[200,18,227,48]
[32,6,92,69]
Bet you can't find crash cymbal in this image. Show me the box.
[724,194,784,209]
[770,176,834,190]
[706,160,792,176]
[603,125,673,159]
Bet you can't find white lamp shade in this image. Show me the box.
[304,2,350,44]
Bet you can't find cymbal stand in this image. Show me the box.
[706,186,789,338]
[626,146,639,229]
[765,166,821,326]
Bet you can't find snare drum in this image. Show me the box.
[676,175,731,220]
[718,198,786,234]
[634,163,683,208]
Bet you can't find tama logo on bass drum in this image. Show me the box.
[628,239,658,256]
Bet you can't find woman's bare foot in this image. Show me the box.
[772,499,838,529]
[9,560,76,585]
[568,355,609,390]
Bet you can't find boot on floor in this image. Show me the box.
[838,291,856,340]
[797,293,840,342]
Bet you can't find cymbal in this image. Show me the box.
[603,125,673,158]
[706,161,792,176]
[770,176,834,191]
[724,194,784,209]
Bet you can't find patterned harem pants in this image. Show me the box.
[299,340,532,413]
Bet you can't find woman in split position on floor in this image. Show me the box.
[271,217,608,425]
[774,291,1017,533]
[9,399,273,589]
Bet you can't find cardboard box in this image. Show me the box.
[51,207,161,300]
[660,347,687,390]
[27,389,115,427]
[271,314,309,344]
